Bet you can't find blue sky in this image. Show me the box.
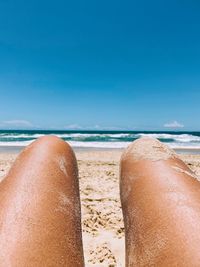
[0,0,200,130]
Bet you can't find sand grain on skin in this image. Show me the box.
[122,138,177,162]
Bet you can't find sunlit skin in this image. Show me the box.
[120,137,200,267]
[0,136,84,267]
[1,135,200,266]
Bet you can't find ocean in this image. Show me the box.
[0,130,200,153]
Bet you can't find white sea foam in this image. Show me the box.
[138,133,200,142]
[0,133,103,139]
[0,140,130,148]
[57,133,131,138]
[67,141,130,148]
[173,134,200,142]
[0,134,44,139]
[0,140,200,150]
[56,133,100,138]
[1,132,200,149]
[108,133,131,138]
[0,140,34,146]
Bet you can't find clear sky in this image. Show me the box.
[0,0,200,130]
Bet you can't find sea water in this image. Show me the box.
[0,130,200,152]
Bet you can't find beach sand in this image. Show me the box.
[0,150,200,266]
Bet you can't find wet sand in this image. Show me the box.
[0,150,200,266]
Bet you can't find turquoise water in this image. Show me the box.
[0,130,200,149]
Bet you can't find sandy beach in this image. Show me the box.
[1,149,200,267]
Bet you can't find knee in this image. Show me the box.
[36,135,66,146]
[26,135,73,156]
[121,137,175,164]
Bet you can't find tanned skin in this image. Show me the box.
[0,136,84,267]
[120,137,200,267]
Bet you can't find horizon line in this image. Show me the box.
[0,128,199,132]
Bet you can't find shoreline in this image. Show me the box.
[1,145,200,155]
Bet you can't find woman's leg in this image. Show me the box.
[120,137,200,267]
[0,136,84,266]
